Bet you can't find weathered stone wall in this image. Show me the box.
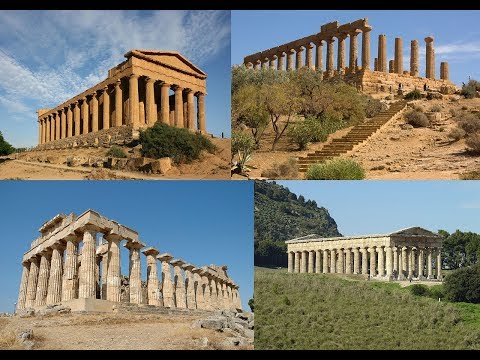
[35,126,135,150]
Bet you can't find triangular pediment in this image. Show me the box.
[389,227,439,237]
[126,50,207,78]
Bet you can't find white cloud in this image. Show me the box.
[460,202,480,209]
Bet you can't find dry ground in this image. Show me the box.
[0,138,230,180]
[241,97,480,180]
[0,312,252,350]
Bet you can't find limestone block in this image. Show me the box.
[126,157,151,171]
[140,157,172,174]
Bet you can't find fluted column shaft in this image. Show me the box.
[55,112,61,140]
[102,87,110,130]
[105,235,121,302]
[385,246,393,277]
[362,29,371,70]
[349,31,359,71]
[186,90,195,130]
[91,93,99,132]
[353,248,360,274]
[46,246,63,304]
[425,37,435,79]
[73,103,80,136]
[296,49,304,70]
[394,38,403,74]
[393,247,399,277]
[308,251,314,273]
[161,261,174,307]
[306,44,314,69]
[410,40,419,77]
[129,75,139,127]
[62,237,78,301]
[114,80,123,127]
[330,249,336,273]
[436,248,442,280]
[377,247,385,277]
[50,114,55,141]
[144,253,161,306]
[145,77,156,126]
[127,244,142,304]
[35,253,51,307]
[160,83,170,125]
[402,247,408,277]
[66,107,73,138]
[322,249,329,273]
[427,248,433,278]
[326,38,335,78]
[440,62,449,81]
[315,250,322,273]
[184,268,196,309]
[378,34,387,72]
[79,229,96,299]
[361,248,368,275]
[173,86,184,128]
[294,252,300,273]
[286,50,294,71]
[60,109,66,139]
[315,42,323,71]
[288,252,294,273]
[369,248,376,276]
[407,248,414,278]
[345,249,352,274]
[197,93,206,133]
[337,35,347,71]
[173,264,186,308]
[417,247,424,278]
[17,262,30,310]
[25,258,39,308]
[277,53,285,70]
[193,272,204,309]
[81,98,89,135]
[300,251,307,273]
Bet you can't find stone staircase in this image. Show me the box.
[297,100,408,173]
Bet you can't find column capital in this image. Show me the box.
[295,46,305,52]
[156,252,174,262]
[141,246,159,257]
[278,51,286,57]
[183,88,193,94]
[103,85,109,92]
[314,39,324,46]
[161,82,171,88]
[129,73,139,79]
[425,36,434,43]
[360,25,372,33]
[145,76,156,84]
[349,29,362,36]
[172,84,183,92]
[182,262,195,272]
[326,37,335,44]
[337,33,348,41]
[123,240,145,250]
[105,232,123,242]
[305,43,314,49]
[170,258,186,267]
[287,48,296,54]
[115,78,122,86]
[271,54,278,60]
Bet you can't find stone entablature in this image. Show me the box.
[17,210,241,313]
[286,227,443,281]
[36,50,208,147]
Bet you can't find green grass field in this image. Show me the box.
[254,267,480,350]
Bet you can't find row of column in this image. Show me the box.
[38,75,206,145]
[245,27,372,78]
[17,232,240,311]
[287,246,442,280]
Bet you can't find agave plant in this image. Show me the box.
[231,150,255,176]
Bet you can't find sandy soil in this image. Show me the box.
[0,138,230,180]
[242,97,480,180]
[0,312,252,350]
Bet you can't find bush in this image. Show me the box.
[449,108,459,117]
[431,105,442,112]
[429,285,445,300]
[448,127,466,142]
[404,89,422,100]
[306,158,365,180]
[106,145,127,158]
[461,79,480,99]
[465,133,480,153]
[457,114,480,133]
[409,284,430,296]
[413,105,424,112]
[404,110,430,127]
[364,98,386,118]
[0,131,14,156]
[444,265,480,303]
[232,131,255,159]
[261,158,298,179]
[139,122,215,163]
[288,119,315,150]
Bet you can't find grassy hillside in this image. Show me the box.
[255,267,480,350]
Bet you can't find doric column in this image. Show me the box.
[330,249,336,273]
[288,252,294,273]
[62,235,79,301]
[37,119,41,145]
[361,27,371,70]
[35,251,51,307]
[158,253,174,307]
[124,241,144,304]
[361,248,368,275]
[25,257,39,308]
[170,259,187,308]
[417,247,424,279]
[425,36,435,79]
[308,251,314,273]
[277,52,285,71]
[315,250,322,273]
[389,60,394,73]
[436,248,442,280]
[300,250,307,273]
[294,251,300,273]
[173,85,184,128]
[261,57,268,70]
[46,244,63,304]
[186,90,195,130]
[410,40,419,77]
[337,249,344,274]
[385,246,393,278]
[322,249,329,273]
[196,92,206,133]
[315,41,324,72]
[349,30,360,71]
[78,228,97,299]
[142,247,161,306]
[73,103,80,136]
[394,37,403,74]
[440,62,449,81]
[407,247,414,279]
[337,34,347,72]
[253,59,260,70]
[160,82,170,125]
[269,55,277,69]
[129,74,139,128]
[114,79,123,127]
[211,276,220,310]
[374,58,378,71]
[60,109,66,139]
[353,248,360,274]
[50,114,55,141]
[102,86,110,130]
[81,97,89,135]
[393,247,399,278]
[286,49,295,71]
[17,262,30,310]
[369,247,376,276]
[377,247,385,277]
[378,34,387,72]
[201,271,212,310]
[91,92,99,132]
[104,233,121,302]
[345,248,352,274]
[145,77,156,126]
[326,37,335,78]
[41,118,46,144]
[182,263,196,309]
[427,248,433,279]
[401,247,408,279]
[66,106,73,138]
[55,111,61,140]
[305,44,314,70]
[192,268,204,309]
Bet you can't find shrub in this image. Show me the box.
[261,158,298,179]
[465,133,480,153]
[232,131,255,159]
[404,110,430,127]
[461,79,480,99]
[0,131,14,156]
[448,127,466,142]
[431,105,442,112]
[288,119,315,150]
[457,114,480,133]
[449,108,459,117]
[404,89,422,100]
[409,284,430,296]
[364,98,386,118]
[444,265,480,303]
[106,145,127,158]
[306,158,365,180]
[429,285,445,300]
[139,122,215,163]
[413,105,424,112]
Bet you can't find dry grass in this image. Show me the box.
[0,318,21,350]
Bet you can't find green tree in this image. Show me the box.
[0,131,14,156]
[444,264,480,303]
[439,230,480,269]
[248,297,254,312]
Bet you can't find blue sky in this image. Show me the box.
[0,10,231,148]
[276,181,480,237]
[232,10,480,86]
[0,181,253,313]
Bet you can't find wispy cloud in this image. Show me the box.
[459,202,480,209]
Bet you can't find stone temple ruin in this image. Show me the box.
[36,50,207,149]
[16,210,241,313]
[286,227,443,281]
[243,18,457,95]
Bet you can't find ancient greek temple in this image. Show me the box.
[16,210,241,313]
[286,227,442,281]
[36,50,207,148]
[243,18,456,94]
